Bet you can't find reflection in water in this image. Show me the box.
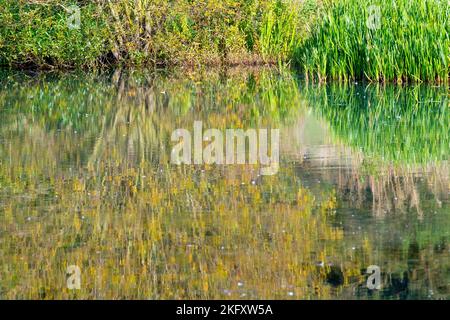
[0,69,448,299]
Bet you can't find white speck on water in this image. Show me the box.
[237,282,244,287]
[288,292,294,296]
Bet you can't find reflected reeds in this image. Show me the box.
[0,69,448,299]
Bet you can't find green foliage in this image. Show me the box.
[0,0,310,68]
[0,0,111,68]
[103,0,319,66]
[0,0,448,80]
[260,0,319,61]
[104,0,251,65]
[294,0,450,82]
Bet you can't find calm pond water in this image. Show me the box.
[0,68,448,299]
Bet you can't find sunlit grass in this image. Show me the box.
[294,0,449,83]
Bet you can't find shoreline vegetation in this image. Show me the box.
[0,0,449,83]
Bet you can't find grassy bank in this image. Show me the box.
[0,0,448,82]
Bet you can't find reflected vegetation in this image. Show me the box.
[0,69,448,299]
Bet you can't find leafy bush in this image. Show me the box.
[0,0,310,68]
[0,0,110,68]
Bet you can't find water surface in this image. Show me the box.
[0,69,448,299]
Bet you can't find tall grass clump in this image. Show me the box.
[259,0,320,62]
[259,0,305,61]
[294,0,449,83]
